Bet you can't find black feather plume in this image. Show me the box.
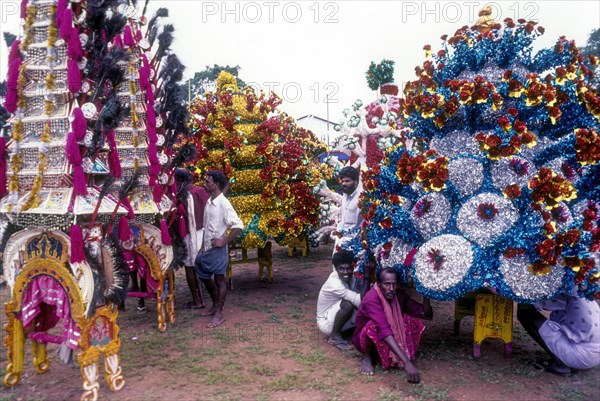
[103,234,129,305]
[170,143,197,168]
[159,54,185,84]
[98,175,116,201]
[155,24,174,61]
[84,244,106,318]
[147,7,169,36]
[118,170,142,201]
[168,225,186,271]
[84,126,104,159]
[104,13,127,42]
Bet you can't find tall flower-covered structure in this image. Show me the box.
[362,9,600,302]
[0,1,189,399]
[187,72,327,248]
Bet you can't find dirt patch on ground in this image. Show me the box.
[1,243,599,401]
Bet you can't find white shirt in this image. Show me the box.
[201,193,244,252]
[316,271,361,321]
[337,183,363,233]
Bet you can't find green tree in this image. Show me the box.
[184,64,246,100]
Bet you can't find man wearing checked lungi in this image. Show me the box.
[195,170,243,328]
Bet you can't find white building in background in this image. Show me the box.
[296,114,337,145]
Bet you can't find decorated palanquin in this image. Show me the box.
[0,1,189,400]
[186,71,328,253]
[361,9,600,303]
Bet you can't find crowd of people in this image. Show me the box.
[173,166,599,383]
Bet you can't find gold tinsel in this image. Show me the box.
[131,103,139,127]
[9,154,22,193]
[230,169,263,193]
[12,120,23,142]
[17,67,27,110]
[20,6,37,51]
[47,5,57,50]
[41,122,51,143]
[240,232,264,249]
[229,194,276,214]
[258,210,287,237]
[45,73,56,91]
[20,154,48,212]
[231,144,262,167]
[44,99,55,116]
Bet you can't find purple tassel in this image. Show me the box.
[67,59,81,93]
[72,108,87,140]
[139,65,149,90]
[118,216,133,241]
[20,0,26,18]
[59,8,73,40]
[65,132,81,164]
[152,183,163,203]
[147,124,157,143]
[123,25,135,47]
[72,165,87,195]
[67,26,83,59]
[121,196,135,220]
[69,225,86,263]
[135,29,143,42]
[4,91,18,114]
[160,218,172,245]
[0,137,7,198]
[7,58,21,90]
[113,34,123,48]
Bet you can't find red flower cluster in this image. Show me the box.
[528,167,577,209]
[503,247,524,258]
[574,128,600,165]
[502,184,521,199]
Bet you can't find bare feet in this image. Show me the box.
[206,312,224,328]
[200,306,218,316]
[360,355,375,375]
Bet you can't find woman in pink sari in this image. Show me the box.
[352,267,432,383]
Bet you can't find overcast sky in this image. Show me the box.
[1,0,599,121]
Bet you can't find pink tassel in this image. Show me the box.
[67,59,81,93]
[160,219,172,245]
[108,148,122,179]
[6,58,21,90]
[55,0,66,29]
[121,196,135,220]
[113,34,123,48]
[67,26,83,59]
[20,0,26,18]
[147,124,157,143]
[135,29,143,42]
[146,106,156,128]
[152,183,163,203]
[72,108,87,140]
[123,25,135,47]
[72,165,87,195]
[149,163,161,176]
[0,137,7,198]
[118,216,133,241]
[145,85,154,104]
[8,40,21,64]
[59,8,73,40]
[69,224,86,263]
[65,132,81,164]
[4,91,17,114]
[139,66,149,90]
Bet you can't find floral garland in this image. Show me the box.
[361,16,600,302]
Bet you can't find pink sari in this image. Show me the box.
[358,284,425,369]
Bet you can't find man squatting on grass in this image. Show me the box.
[352,267,432,383]
[316,250,373,350]
[195,171,243,328]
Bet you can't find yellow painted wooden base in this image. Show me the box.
[473,293,513,358]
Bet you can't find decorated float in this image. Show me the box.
[361,10,600,303]
[186,72,328,271]
[0,1,190,399]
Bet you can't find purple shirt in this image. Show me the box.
[352,288,426,348]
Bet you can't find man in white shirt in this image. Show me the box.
[195,171,243,328]
[331,166,363,252]
[316,250,372,350]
